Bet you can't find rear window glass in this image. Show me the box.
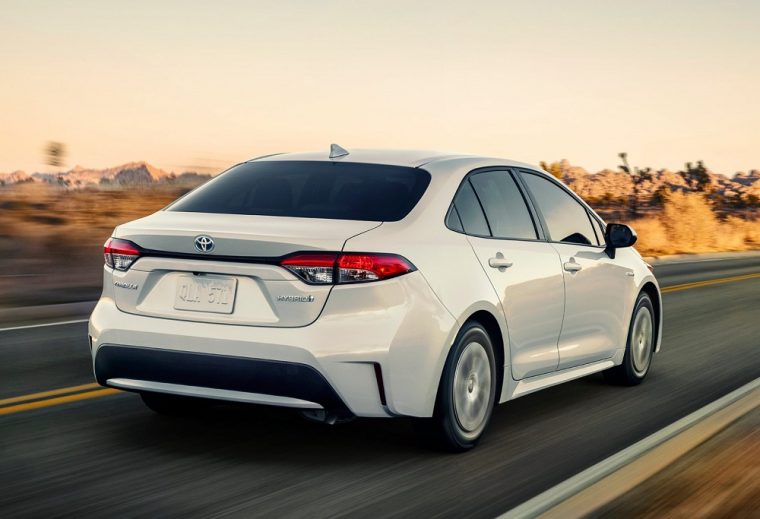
[169,161,431,222]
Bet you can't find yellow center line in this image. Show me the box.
[0,388,121,416]
[661,272,760,293]
[0,382,101,406]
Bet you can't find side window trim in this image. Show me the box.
[588,210,607,248]
[586,209,604,246]
[445,167,546,242]
[516,168,606,249]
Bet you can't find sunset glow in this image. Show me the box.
[2,0,759,174]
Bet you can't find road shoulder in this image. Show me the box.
[501,378,760,518]
[596,406,760,518]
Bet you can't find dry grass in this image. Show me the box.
[0,183,191,306]
[629,192,760,256]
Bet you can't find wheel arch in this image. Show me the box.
[459,310,506,405]
[640,281,662,352]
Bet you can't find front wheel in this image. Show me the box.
[604,292,656,385]
[418,321,497,452]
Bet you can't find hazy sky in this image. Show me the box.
[1,0,759,175]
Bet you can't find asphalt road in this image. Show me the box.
[1,256,759,518]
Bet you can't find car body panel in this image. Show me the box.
[551,242,635,369]
[465,237,565,379]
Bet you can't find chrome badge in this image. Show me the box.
[114,281,139,290]
[277,295,315,303]
[194,235,215,253]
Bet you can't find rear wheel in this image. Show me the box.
[604,292,655,385]
[140,391,200,415]
[418,322,497,452]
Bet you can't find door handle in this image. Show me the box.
[563,259,582,272]
[488,258,514,269]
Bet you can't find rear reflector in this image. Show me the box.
[104,238,141,271]
[280,252,415,285]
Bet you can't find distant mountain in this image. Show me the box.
[0,162,211,187]
[0,170,33,185]
[30,161,171,186]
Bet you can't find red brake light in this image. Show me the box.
[337,254,414,283]
[280,252,415,285]
[104,238,141,271]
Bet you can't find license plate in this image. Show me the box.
[174,275,237,314]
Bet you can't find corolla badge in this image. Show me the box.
[194,235,215,253]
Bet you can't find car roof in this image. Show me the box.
[248,148,541,171]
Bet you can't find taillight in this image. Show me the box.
[337,254,414,283]
[280,253,338,284]
[104,238,141,271]
[280,252,415,285]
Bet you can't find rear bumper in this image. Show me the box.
[89,271,458,418]
[95,345,353,417]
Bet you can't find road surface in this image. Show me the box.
[1,255,759,518]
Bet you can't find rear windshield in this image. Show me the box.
[168,161,431,222]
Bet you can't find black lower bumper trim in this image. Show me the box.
[94,345,352,417]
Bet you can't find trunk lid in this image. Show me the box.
[115,211,378,256]
[110,211,380,327]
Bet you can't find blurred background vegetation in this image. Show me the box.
[0,154,758,308]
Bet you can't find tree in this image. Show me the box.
[680,161,711,192]
[539,161,563,179]
[618,152,652,217]
[44,141,66,169]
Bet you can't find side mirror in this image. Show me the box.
[604,223,637,259]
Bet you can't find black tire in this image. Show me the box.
[417,321,497,452]
[604,292,656,386]
[140,391,200,415]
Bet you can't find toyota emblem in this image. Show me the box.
[194,235,215,253]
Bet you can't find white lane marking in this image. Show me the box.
[498,376,760,519]
[0,319,89,332]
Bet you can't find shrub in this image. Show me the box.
[629,191,760,255]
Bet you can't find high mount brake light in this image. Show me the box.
[104,238,141,271]
[280,252,415,285]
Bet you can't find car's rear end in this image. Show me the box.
[89,157,457,419]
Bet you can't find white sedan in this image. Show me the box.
[89,146,662,451]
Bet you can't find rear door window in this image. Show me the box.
[169,161,431,222]
[469,170,537,240]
